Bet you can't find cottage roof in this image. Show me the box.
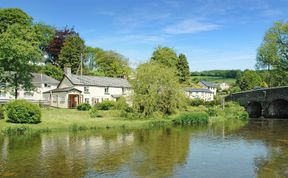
[66,74,130,88]
[200,81,217,88]
[43,87,82,93]
[32,73,59,84]
[184,88,213,93]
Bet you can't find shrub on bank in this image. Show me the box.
[189,98,205,106]
[0,105,4,119]
[172,112,209,125]
[6,100,41,124]
[77,103,91,111]
[95,100,115,110]
[89,107,102,118]
[113,97,129,110]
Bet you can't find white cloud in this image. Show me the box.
[164,19,220,34]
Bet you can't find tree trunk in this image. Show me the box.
[15,88,18,100]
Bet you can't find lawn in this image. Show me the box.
[0,108,170,134]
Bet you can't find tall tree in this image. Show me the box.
[0,8,32,34]
[150,46,178,68]
[46,28,77,64]
[33,23,56,52]
[176,53,190,83]
[58,34,85,73]
[236,70,265,91]
[95,51,131,78]
[0,24,42,99]
[256,21,288,70]
[132,62,185,117]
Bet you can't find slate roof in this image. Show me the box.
[32,73,59,84]
[43,87,82,93]
[184,88,213,93]
[200,81,217,88]
[66,74,130,88]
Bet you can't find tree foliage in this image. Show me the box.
[95,50,131,78]
[132,62,185,117]
[58,34,85,73]
[256,21,288,70]
[176,53,190,83]
[33,23,56,52]
[236,70,266,91]
[0,8,32,34]
[0,24,42,98]
[46,28,77,63]
[150,46,178,68]
[41,64,64,81]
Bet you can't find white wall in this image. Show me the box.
[185,91,214,101]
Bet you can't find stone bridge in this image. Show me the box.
[226,87,288,118]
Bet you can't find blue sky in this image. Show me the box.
[1,0,288,71]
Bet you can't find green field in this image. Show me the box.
[191,76,236,85]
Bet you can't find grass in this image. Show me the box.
[0,108,172,135]
[191,76,236,85]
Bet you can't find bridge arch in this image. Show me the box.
[247,102,262,118]
[267,99,288,118]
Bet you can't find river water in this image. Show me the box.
[0,120,287,178]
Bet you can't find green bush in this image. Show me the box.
[6,100,41,124]
[77,103,91,111]
[113,97,129,110]
[0,105,4,119]
[95,100,116,110]
[89,107,102,118]
[189,98,205,106]
[172,112,209,125]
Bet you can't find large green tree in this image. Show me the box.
[33,23,56,52]
[176,53,190,83]
[58,34,85,73]
[132,62,185,117]
[256,22,288,70]
[0,24,42,99]
[237,70,266,91]
[0,8,32,34]
[95,50,131,78]
[150,46,178,68]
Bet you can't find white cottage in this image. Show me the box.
[184,88,214,101]
[0,73,59,102]
[43,68,131,108]
[199,81,217,95]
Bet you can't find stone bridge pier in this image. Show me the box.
[226,87,288,118]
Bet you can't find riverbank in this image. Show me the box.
[0,103,248,135]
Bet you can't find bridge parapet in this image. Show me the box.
[226,87,288,118]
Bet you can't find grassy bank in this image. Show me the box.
[0,103,248,135]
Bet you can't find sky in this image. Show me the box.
[1,0,288,71]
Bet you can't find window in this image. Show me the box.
[122,88,126,95]
[44,83,51,88]
[84,86,89,93]
[24,91,34,97]
[85,98,90,104]
[104,87,109,94]
[60,96,65,103]
[0,91,6,97]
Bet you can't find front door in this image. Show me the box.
[68,94,79,108]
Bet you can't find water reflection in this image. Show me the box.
[0,121,287,178]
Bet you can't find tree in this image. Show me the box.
[0,24,42,99]
[95,51,131,78]
[150,46,178,68]
[256,21,288,70]
[176,53,190,83]
[237,70,265,91]
[58,34,85,73]
[33,23,56,52]
[41,64,64,81]
[46,28,77,64]
[132,62,185,117]
[0,8,32,34]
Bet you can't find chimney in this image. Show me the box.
[64,67,71,77]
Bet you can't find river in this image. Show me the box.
[0,120,287,178]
